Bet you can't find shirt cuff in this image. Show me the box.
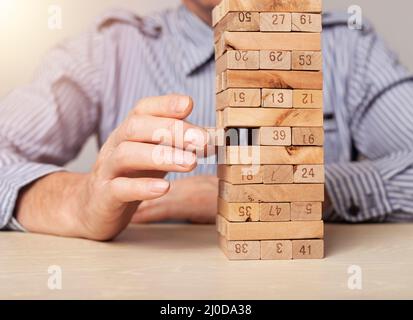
[325,160,393,222]
[0,163,64,230]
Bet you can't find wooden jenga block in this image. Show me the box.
[216,51,260,75]
[262,165,294,184]
[292,51,323,71]
[219,236,261,260]
[255,127,292,146]
[222,70,323,90]
[262,89,293,108]
[259,203,291,222]
[216,74,223,93]
[216,88,261,110]
[293,90,323,109]
[292,239,324,259]
[216,32,321,58]
[291,202,323,221]
[260,50,291,70]
[218,164,263,184]
[214,12,260,42]
[219,198,260,222]
[293,165,325,183]
[260,13,292,32]
[221,108,323,128]
[218,215,324,240]
[219,180,324,203]
[223,146,324,165]
[261,240,293,260]
[291,13,322,33]
[292,127,324,146]
[213,0,323,26]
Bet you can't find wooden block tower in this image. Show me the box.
[213,0,325,260]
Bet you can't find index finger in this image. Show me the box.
[132,94,193,119]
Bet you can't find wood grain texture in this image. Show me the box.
[292,239,324,259]
[291,13,322,32]
[214,12,260,42]
[262,165,294,184]
[223,70,323,90]
[256,127,292,146]
[221,108,324,127]
[262,89,293,108]
[293,165,325,183]
[3,223,413,299]
[260,203,291,222]
[260,13,292,32]
[218,215,324,240]
[219,180,325,202]
[261,240,293,260]
[216,88,261,110]
[219,236,261,260]
[260,50,291,70]
[218,165,263,184]
[218,198,260,222]
[222,146,324,165]
[216,32,321,58]
[213,0,323,26]
[291,202,323,221]
[292,127,324,146]
[293,90,323,109]
[216,50,260,75]
[292,51,323,71]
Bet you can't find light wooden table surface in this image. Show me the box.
[1,223,412,300]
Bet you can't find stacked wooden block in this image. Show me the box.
[214,0,325,260]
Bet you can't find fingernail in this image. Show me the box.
[184,128,208,149]
[175,96,190,113]
[150,180,170,193]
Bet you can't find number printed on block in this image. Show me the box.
[260,50,291,70]
[219,198,260,222]
[292,13,322,32]
[292,127,324,146]
[227,50,260,70]
[261,240,293,260]
[292,51,322,71]
[262,165,294,184]
[260,203,291,222]
[220,237,261,260]
[216,88,261,110]
[260,13,292,32]
[262,89,293,108]
[291,202,322,221]
[218,165,263,184]
[294,165,325,183]
[258,127,292,146]
[292,240,324,259]
[293,90,323,109]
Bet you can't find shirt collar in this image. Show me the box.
[175,5,214,76]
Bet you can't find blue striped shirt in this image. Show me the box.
[1,5,413,231]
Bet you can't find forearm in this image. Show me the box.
[325,152,413,222]
[15,172,89,238]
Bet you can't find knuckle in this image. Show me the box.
[113,142,130,165]
[123,116,146,140]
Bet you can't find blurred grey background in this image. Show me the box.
[1,0,412,172]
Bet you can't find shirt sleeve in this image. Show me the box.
[0,29,103,230]
[325,25,413,222]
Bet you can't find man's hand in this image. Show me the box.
[16,95,208,240]
[131,176,218,224]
